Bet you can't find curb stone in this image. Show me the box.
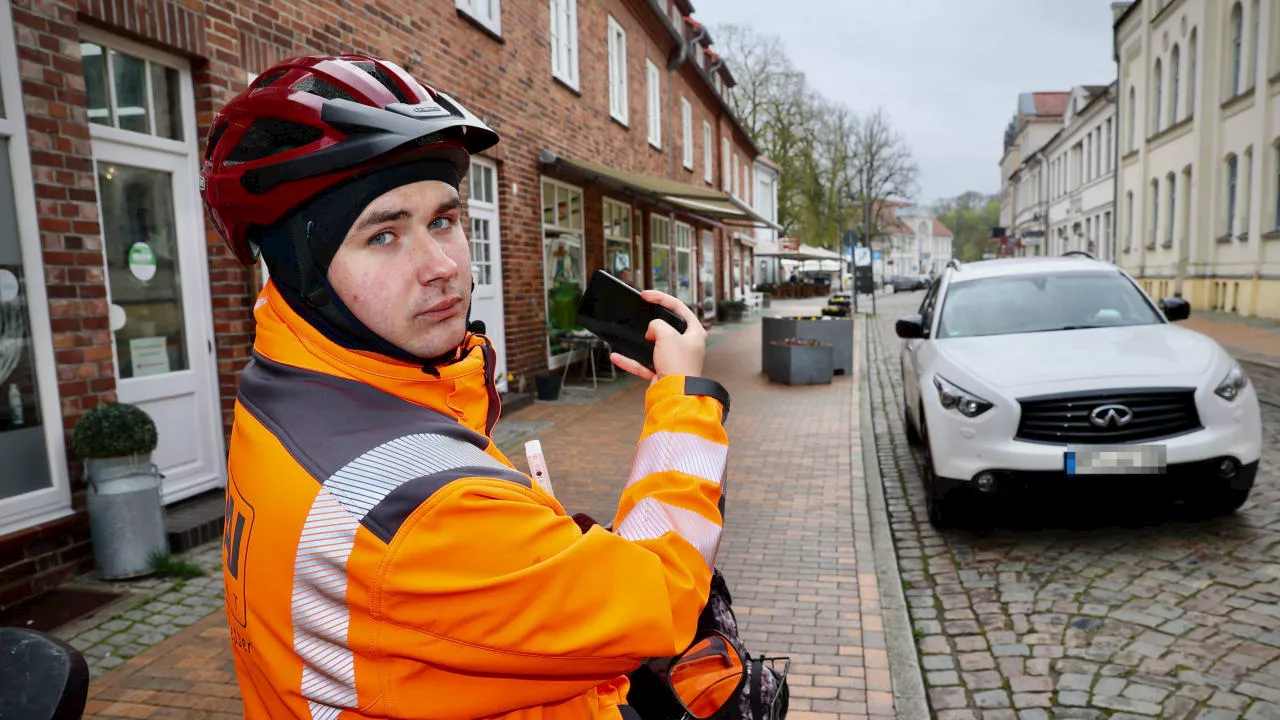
[857,313,930,720]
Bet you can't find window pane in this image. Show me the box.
[81,42,113,127]
[556,186,569,226]
[937,272,1162,338]
[111,50,150,134]
[568,189,582,229]
[98,163,189,378]
[150,64,182,141]
[0,139,53,501]
[542,181,555,226]
[606,239,632,285]
[545,229,584,356]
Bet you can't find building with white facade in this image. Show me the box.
[1114,0,1280,318]
[879,203,954,278]
[1000,91,1071,255]
[1039,84,1119,262]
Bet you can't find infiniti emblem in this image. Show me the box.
[1089,404,1134,428]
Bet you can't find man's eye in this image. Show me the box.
[368,231,394,246]
[429,216,455,232]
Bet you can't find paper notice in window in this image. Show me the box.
[130,337,171,377]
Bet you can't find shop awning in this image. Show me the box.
[539,150,783,232]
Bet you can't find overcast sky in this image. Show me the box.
[693,0,1123,205]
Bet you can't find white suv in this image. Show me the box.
[897,254,1263,527]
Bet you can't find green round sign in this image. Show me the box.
[128,242,157,282]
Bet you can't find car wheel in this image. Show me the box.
[904,396,922,446]
[918,416,952,528]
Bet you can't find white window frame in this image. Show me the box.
[681,97,693,170]
[469,157,500,293]
[603,197,635,286]
[673,221,694,305]
[0,0,71,534]
[550,0,579,90]
[732,154,740,198]
[607,16,628,125]
[457,0,502,36]
[541,176,585,367]
[646,59,661,149]
[703,122,713,183]
[722,138,730,191]
[650,214,672,293]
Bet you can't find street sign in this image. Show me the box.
[780,237,800,252]
[854,266,874,294]
[872,250,882,262]
[853,246,872,267]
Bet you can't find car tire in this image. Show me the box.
[918,416,953,528]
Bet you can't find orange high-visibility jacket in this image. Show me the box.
[222,283,730,720]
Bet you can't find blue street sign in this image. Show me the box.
[872,251,882,262]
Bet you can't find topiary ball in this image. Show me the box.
[71,402,159,459]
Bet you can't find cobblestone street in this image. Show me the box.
[868,289,1280,720]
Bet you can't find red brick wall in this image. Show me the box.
[3,0,762,607]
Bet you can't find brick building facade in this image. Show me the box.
[0,0,775,609]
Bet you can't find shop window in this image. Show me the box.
[0,1,68,532]
[541,178,584,364]
[651,215,672,294]
[603,199,634,286]
[674,222,693,305]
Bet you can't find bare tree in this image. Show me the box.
[848,108,919,255]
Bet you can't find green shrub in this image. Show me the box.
[71,402,158,458]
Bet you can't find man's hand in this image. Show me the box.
[610,290,707,383]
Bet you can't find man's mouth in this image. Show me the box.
[417,297,463,322]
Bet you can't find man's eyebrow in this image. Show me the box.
[435,196,462,215]
[353,208,413,234]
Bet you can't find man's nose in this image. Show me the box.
[410,231,459,285]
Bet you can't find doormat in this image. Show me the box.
[0,586,127,634]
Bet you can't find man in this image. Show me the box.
[201,55,731,720]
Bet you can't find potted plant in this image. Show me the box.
[72,402,168,580]
[717,300,747,323]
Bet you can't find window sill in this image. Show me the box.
[1221,88,1255,111]
[683,163,694,172]
[456,8,504,42]
[1263,230,1280,240]
[610,114,630,130]
[1145,243,1157,251]
[553,75,582,97]
[1123,149,1140,162]
[648,140,662,152]
[1271,71,1280,86]
[1161,241,1173,249]
[1216,234,1234,243]
[1236,233,1250,241]
[1147,115,1194,144]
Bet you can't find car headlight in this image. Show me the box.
[1215,361,1249,401]
[933,375,993,417]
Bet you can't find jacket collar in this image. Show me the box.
[251,282,499,437]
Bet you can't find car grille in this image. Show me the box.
[1016,388,1201,444]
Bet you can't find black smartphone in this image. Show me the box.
[576,270,689,372]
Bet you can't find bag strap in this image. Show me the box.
[749,655,766,720]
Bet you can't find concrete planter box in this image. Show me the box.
[761,316,853,375]
[765,342,834,386]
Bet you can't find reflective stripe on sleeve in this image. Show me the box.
[625,431,728,490]
[614,497,722,568]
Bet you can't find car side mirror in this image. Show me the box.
[896,314,926,339]
[666,632,746,719]
[1160,297,1190,322]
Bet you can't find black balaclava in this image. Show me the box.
[255,160,474,371]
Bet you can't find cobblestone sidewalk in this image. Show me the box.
[60,543,225,679]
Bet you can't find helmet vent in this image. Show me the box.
[251,70,288,88]
[354,62,411,105]
[292,76,357,103]
[205,122,228,161]
[225,118,324,164]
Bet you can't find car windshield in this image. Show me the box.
[936,270,1164,339]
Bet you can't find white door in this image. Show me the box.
[83,29,222,503]
[93,142,222,502]
[468,158,506,392]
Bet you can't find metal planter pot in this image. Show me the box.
[765,342,834,386]
[85,454,168,580]
[762,316,854,375]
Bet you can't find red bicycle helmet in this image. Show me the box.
[200,54,499,265]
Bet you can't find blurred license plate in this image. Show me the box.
[1066,445,1167,475]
